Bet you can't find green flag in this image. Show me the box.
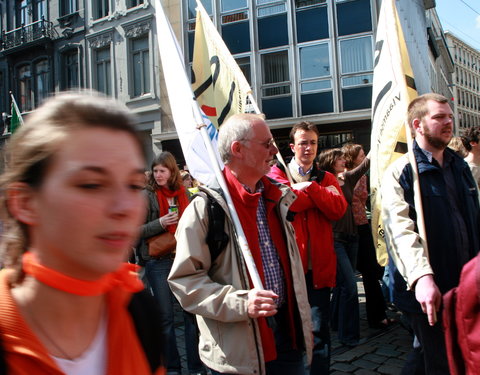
[10,94,24,133]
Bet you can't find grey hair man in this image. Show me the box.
[168,113,312,375]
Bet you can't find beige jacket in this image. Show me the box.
[168,185,312,375]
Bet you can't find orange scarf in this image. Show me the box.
[0,269,165,375]
[22,252,144,296]
[155,185,189,234]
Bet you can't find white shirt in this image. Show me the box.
[52,315,108,375]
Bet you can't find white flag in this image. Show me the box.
[154,0,222,186]
[370,0,418,266]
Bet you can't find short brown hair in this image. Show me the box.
[289,121,319,143]
[342,143,363,170]
[407,93,449,133]
[461,126,480,152]
[317,148,343,174]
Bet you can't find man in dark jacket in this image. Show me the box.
[382,93,480,374]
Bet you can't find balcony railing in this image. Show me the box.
[1,18,55,52]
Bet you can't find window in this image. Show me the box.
[295,1,328,43]
[299,43,333,114]
[236,56,251,85]
[261,50,292,119]
[16,0,31,26]
[34,59,49,106]
[131,36,150,97]
[61,0,77,15]
[258,2,288,50]
[336,0,372,36]
[339,36,373,110]
[188,0,212,20]
[94,0,109,20]
[221,0,247,12]
[95,47,111,95]
[221,9,250,54]
[62,50,79,89]
[17,64,33,112]
[127,0,144,8]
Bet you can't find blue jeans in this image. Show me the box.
[305,272,330,375]
[331,237,360,346]
[145,257,205,374]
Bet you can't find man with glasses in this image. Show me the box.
[269,121,347,374]
[168,114,312,375]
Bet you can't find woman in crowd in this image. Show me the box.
[317,147,369,347]
[342,143,392,330]
[0,91,165,374]
[138,152,205,375]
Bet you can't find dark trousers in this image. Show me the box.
[402,312,450,375]
[356,223,387,326]
[209,305,304,375]
[305,272,331,375]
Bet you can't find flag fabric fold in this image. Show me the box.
[154,0,221,186]
[192,0,252,128]
[370,0,418,266]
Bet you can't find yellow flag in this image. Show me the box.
[370,0,418,266]
[192,0,252,128]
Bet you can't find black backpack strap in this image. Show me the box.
[0,335,6,374]
[194,191,229,262]
[128,290,166,372]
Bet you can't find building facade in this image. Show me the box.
[0,0,453,167]
[445,31,480,130]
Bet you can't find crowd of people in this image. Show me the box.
[0,90,479,375]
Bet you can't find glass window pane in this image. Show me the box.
[262,96,292,119]
[132,37,148,51]
[258,13,288,49]
[337,0,372,36]
[188,0,212,19]
[342,86,372,111]
[340,36,372,74]
[262,51,289,84]
[296,0,326,7]
[301,91,333,115]
[296,5,328,42]
[221,0,247,12]
[235,56,251,85]
[262,85,290,96]
[341,74,372,87]
[18,64,33,111]
[35,59,49,104]
[222,20,250,54]
[300,43,330,79]
[258,4,286,17]
[301,80,331,92]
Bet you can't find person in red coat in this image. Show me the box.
[269,121,347,375]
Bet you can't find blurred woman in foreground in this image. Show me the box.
[0,91,165,374]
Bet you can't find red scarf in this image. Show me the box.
[155,185,189,234]
[223,167,297,362]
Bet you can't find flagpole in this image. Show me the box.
[155,0,264,291]
[405,122,429,257]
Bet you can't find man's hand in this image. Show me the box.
[247,289,278,318]
[414,274,442,326]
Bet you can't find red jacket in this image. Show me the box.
[443,254,480,375]
[269,164,347,289]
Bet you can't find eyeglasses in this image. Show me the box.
[241,138,276,150]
